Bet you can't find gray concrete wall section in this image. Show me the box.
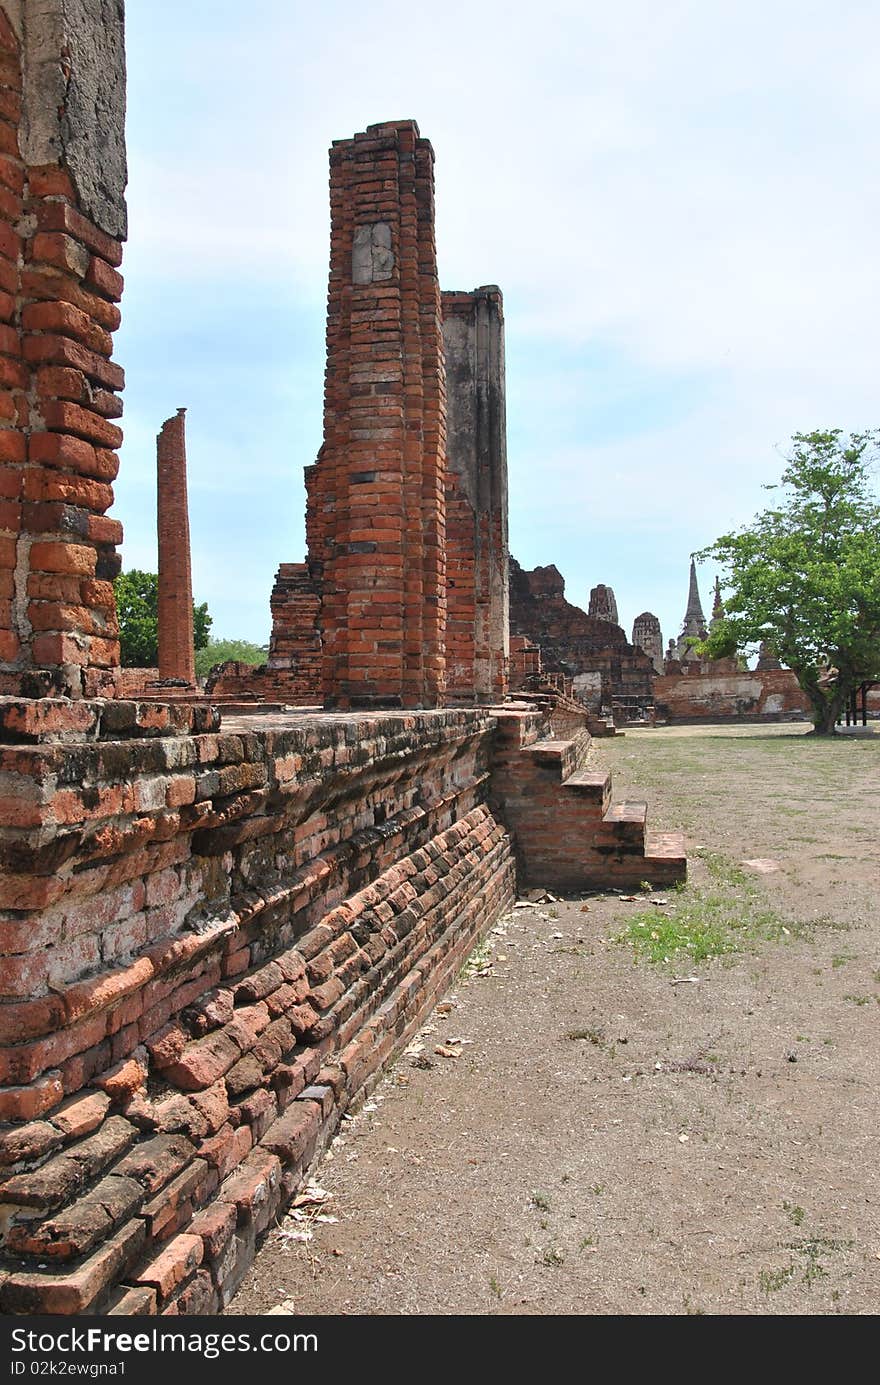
[20,0,127,239]
[443,286,510,701]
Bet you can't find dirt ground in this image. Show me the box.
[229,723,880,1317]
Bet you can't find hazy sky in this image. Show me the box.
[113,0,880,652]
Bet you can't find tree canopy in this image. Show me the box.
[113,570,212,668]
[697,430,880,734]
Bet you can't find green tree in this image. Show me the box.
[113,570,212,667]
[195,638,267,680]
[697,430,880,735]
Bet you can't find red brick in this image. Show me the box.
[50,1089,112,1139]
[0,1071,63,1121]
[132,1233,203,1303]
[86,256,124,301]
[41,398,123,449]
[35,199,124,267]
[23,332,125,391]
[189,1200,237,1260]
[0,1219,146,1314]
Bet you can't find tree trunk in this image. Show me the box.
[805,684,848,735]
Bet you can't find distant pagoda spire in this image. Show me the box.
[685,558,705,625]
[674,558,706,659]
[711,575,724,624]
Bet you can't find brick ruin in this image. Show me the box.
[654,563,811,722]
[588,583,619,625]
[509,560,655,718]
[0,12,684,1317]
[631,612,663,675]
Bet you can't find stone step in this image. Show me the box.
[644,830,687,871]
[603,801,648,826]
[563,768,610,791]
[561,768,611,810]
[522,737,583,781]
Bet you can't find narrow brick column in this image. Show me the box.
[156,409,195,685]
[442,286,509,702]
[309,120,447,709]
[0,2,127,699]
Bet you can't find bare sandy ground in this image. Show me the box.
[229,723,880,1316]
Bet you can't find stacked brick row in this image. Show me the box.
[0,13,125,700]
[0,699,516,1311]
[310,121,447,709]
[264,562,322,697]
[509,634,542,688]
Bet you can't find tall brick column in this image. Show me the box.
[0,1,127,699]
[442,286,509,702]
[309,120,447,710]
[156,409,195,685]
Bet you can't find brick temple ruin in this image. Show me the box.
[653,562,813,723]
[508,560,656,719]
[0,7,684,1316]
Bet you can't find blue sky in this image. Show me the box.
[114,0,880,652]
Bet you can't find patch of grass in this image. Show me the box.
[783,1201,805,1227]
[566,1027,604,1045]
[759,1264,796,1294]
[530,1191,551,1212]
[785,1234,851,1286]
[488,1275,502,1299]
[615,850,792,965]
[579,1235,596,1249]
[844,994,871,1006]
[831,954,851,968]
[460,940,492,979]
[540,1247,565,1267]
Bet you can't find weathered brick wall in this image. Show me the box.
[509,558,654,708]
[0,4,127,700]
[0,701,516,1312]
[264,563,322,698]
[653,669,810,722]
[441,287,509,703]
[308,121,447,709]
[208,564,324,705]
[156,411,194,686]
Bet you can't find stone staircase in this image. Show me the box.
[489,709,686,891]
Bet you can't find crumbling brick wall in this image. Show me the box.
[0,2,127,700]
[653,669,809,722]
[0,699,516,1312]
[509,558,654,710]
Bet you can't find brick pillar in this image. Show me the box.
[309,120,447,710]
[156,409,195,685]
[0,1,127,699]
[441,286,509,703]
